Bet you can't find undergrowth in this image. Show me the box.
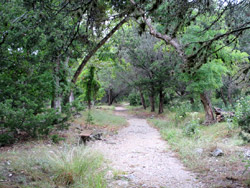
[148,110,249,187]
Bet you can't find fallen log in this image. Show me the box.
[213,107,235,122]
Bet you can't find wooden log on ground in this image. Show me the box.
[213,107,235,122]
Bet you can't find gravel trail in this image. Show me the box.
[93,107,203,188]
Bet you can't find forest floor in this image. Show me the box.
[92,106,204,188]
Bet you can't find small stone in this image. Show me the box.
[244,149,250,158]
[195,148,203,155]
[8,173,13,177]
[211,148,224,157]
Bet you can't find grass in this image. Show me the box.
[74,108,127,130]
[148,110,250,187]
[0,144,107,188]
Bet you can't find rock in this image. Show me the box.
[211,148,224,157]
[195,148,203,155]
[244,149,250,159]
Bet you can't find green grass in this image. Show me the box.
[80,109,127,128]
[0,145,107,188]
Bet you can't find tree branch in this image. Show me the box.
[71,17,129,84]
[130,0,187,64]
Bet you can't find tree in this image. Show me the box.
[115,27,180,113]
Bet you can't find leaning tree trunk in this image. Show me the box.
[139,89,146,110]
[158,89,164,114]
[149,94,155,112]
[200,92,216,125]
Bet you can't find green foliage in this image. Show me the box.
[86,110,94,126]
[183,61,228,93]
[0,133,15,146]
[128,93,141,106]
[232,96,250,142]
[78,66,103,106]
[51,134,65,144]
[183,119,200,137]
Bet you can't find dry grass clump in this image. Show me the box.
[0,145,107,188]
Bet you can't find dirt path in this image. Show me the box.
[93,107,204,188]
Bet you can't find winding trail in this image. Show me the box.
[93,106,204,188]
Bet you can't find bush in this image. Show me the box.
[183,112,200,136]
[0,133,15,146]
[128,93,141,106]
[183,120,200,136]
[51,134,65,144]
[229,96,250,142]
[0,100,70,144]
[239,113,250,143]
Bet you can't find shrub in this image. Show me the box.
[51,134,65,144]
[183,120,200,136]
[183,112,200,136]
[239,113,250,143]
[128,93,141,106]
[86,110,94,126]
[0,133,15,146]
[0,100,70,144]
[228,96,250,142]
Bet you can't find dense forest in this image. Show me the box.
[0,0,250,187]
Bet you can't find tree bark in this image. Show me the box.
[53,57,62,113]
[149,94,155,112]
[220,88,228,107]
[200,92,216,125]
[227,76,233,106]
[108,88,113,106]
[71,17,128,84]
[69,91,74,104]
[139,89,146,110]
[158,89,164,114]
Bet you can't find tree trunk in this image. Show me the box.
[220,88,228,107]
[69,91,74,104]
[200,92,216,125]
[227,76,233,106]
[139,89,146,110]
[72,17,128,84]
[108,88,113,106]
[87,99,91,109]
[53,57,62,113]
[189,97,194,104]
[158,89,164,114]
[149,94,155,112]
